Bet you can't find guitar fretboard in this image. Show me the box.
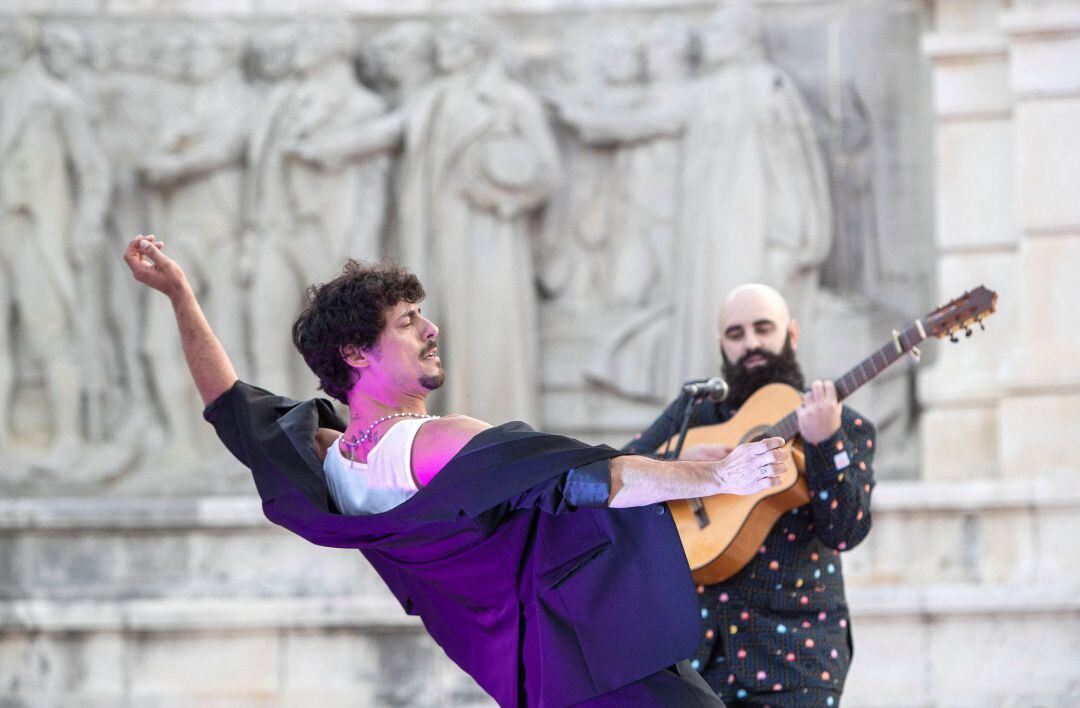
[766,321,925,442]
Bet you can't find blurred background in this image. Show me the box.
[0,0,1077,705]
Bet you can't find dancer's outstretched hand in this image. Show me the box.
[123,234,190,299]
[713,437,788,496]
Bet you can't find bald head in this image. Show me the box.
[718,284,799,369]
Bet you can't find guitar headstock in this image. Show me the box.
[923,285,998,342]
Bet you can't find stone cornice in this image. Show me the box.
[4,584,1077,633]
[922,32,1008,60]
[849,582,1080,617]
[1001,6,1080,38]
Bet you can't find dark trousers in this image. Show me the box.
[577,660,725,706]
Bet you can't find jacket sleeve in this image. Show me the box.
[802,407,876,551]
[495,458,615,514]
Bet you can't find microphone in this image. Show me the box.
[682,377,729,402]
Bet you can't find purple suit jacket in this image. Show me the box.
[204,381,700,706]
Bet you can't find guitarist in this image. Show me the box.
[625,284,876,707]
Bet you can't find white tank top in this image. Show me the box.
[323,418,433,515]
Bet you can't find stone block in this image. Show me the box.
[918,251,1018,403]
[279,629,385,693]
[0,537,24,599]
[17,530,190,600]
[1016,100,1080,230]
[935,119,1015,248]
[976,508,1038,584]
[186,528,377,598]
[1004,7,1080,97]
[0,630,125,699]
[127,630,279,696]
[851,510,977,586]
[102,0,255,15]
[927,612,1080,704]
[920,405,999,481]
[122,532,193,598]
[1009,234,1080,381]
[842,616,928,704]
[1033,508,1080,584]
[22,533,124,599]
[999,392,1080,477]
[934,0,1009,34]
[926,37,1010,117]
[1,0,98,11]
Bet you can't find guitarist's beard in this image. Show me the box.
[721,335,806,411]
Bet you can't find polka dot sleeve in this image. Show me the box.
[802,407,876,552]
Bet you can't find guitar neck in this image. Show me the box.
[769,320,927,442]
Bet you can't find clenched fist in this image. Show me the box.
[122,234,191,301]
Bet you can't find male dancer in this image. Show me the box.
[626,284,876,706]
[123,235,790,706]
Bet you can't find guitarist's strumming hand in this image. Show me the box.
[797,379,842,445]
[713,437,787,496]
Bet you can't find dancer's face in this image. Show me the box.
[362,301,445,393]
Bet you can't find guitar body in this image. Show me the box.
[662,383,810,585]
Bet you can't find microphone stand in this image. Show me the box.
[665,395,701,461]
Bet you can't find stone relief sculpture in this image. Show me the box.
[0,18,112,478]
[551,17,695,401]
[136,25,249,462]
[40,22,97,108]
[361,21,437,108]
[0,10,930,492]
[814,82,879,302]
[288,20,437,300]
[244,21,391,398]
[540,25,648,308]
[669,3,832,385]
[396,16,561,424]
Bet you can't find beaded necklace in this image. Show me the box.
[341,411,440,463]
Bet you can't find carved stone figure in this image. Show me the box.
[540,25,647,308]
[814,82,879,301]
[40,22,95,101]
[669,3,832,384]
[136,25,249,461]
[289,21,436,286]
[362,21,437,107]
[397,16,561,424]
[245,21,391,398]
[552,17,696,401]
[0,18,111,475]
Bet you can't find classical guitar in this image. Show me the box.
[659,286,999,584]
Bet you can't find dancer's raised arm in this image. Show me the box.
[122,235,238,405]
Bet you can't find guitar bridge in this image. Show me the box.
[693,504,709,529]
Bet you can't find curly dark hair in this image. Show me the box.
[292,260,425,404]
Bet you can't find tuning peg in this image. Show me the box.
[908,346,922,363]
[965,328,973,337]
[979,321,985,331]
[949,333,959,343]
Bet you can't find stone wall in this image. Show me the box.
[3,0,1079,706]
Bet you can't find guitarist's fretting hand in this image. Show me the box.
[797,379,843,444]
